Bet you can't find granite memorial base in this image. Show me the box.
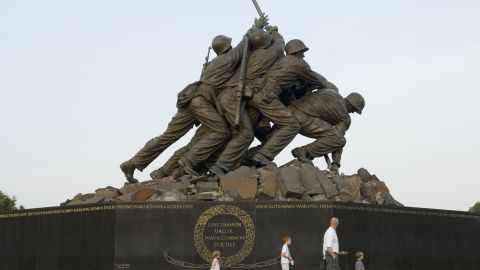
[0,201,479,270]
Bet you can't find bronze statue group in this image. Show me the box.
[120,13,365,184]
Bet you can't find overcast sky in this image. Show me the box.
[1,0,479,211]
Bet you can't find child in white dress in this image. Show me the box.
[211,250,221,270]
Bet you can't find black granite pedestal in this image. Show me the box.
[0,201,479,270]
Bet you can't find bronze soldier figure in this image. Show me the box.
[119,21,267,183]
[119,0,366,181]
[150,92,272,179]
[122,17,270,182]
[239,39,337,168]
[149,125,218,179]
[207,26,285,176]
[290,89,365,174]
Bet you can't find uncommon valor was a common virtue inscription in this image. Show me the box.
[165,204,278,268]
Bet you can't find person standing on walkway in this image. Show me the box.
[323,217,347,270]
[280,235,293,270]
[355,251,365,270]
[211,250,221,270]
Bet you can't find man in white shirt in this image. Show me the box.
[323,217,347,270]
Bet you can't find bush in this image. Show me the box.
[468,202,480,213]
[0,191,24,211]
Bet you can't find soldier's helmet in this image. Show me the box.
[345,92,365,114]
[249,30,273,50]
[212,35,232,55]
[285,39,309,55]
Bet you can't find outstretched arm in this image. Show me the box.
[298,62,338,91]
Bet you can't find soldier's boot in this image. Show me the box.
[292,147,314,166]
[178,157,200,177]
[240,145,262,166]
[208,165,226,177]
[120,160,139,184]
[252,152,277,169]
[171,168,186,180]
[150,168,166,180]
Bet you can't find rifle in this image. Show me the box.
[200,46,211,78]
[234,35,250,127]
[233,0,267,126]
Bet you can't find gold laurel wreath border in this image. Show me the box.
[193,205,255,267]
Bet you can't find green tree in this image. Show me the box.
[0,191,24,211]
[468,202,480,213]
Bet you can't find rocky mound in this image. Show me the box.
[62,160,402,207]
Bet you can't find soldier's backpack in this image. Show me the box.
[176,81,200,108]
